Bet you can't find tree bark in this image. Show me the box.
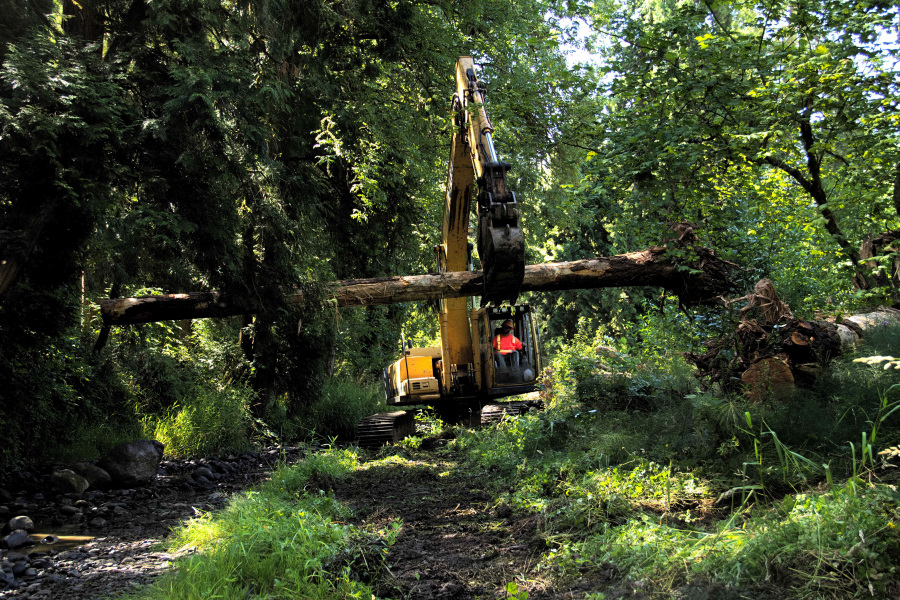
[100,246,735,326]
[893,162,900,218]
[0,203,54,298]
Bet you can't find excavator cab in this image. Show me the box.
[473,305,541,396]
[383,304,541,407]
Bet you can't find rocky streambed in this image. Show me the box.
[0,446,309,600]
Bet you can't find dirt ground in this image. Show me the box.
[1,440,786,599]
[334,446,614,600]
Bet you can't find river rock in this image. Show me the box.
[193,466,214,480]
[1,529,31,550]
[98,440,165,488]
[49,470,90,495]
[69,463,112,490]
[8,516,34,531]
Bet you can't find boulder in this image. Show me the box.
[69,463,112,490]
[48,470,90,495]
[7,516,33,532]
[836,323,861,350]
[0,530,31,550]
[192,467,214,480]
[98,440,164,488]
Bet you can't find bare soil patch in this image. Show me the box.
[334,450,611,600]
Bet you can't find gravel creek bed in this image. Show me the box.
[0,446,310,600]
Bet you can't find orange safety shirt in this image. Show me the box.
[493,333,523,355]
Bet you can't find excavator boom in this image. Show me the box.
[450,56,525,305]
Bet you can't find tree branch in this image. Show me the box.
[702,0,738,44]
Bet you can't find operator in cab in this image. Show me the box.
[493,319,523,367]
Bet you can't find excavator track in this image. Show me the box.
[356,411,416,448]
[481,399,543,426]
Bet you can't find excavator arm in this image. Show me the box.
[441,56,525,305]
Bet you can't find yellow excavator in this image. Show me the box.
[358,57,543,446]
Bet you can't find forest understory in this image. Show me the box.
[0,435,813,600]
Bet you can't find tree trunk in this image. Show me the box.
[99,246,735,326]
[63,0,103,42]
[854,230,900,304]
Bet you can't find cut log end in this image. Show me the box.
[741,358,795,403]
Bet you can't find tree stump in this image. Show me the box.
[686,280,845,400]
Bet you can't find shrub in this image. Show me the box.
[546,329,698,413]
[292,377,389,441]
[144,383,253,457]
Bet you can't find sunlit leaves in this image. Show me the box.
[570,0,900,311]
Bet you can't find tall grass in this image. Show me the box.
[142,383,254,457]
[129,447,400,600]
[450,324,900,596]
[291,377,389,440]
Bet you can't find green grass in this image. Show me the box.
[142,383,254,458]
[551,482,900,597]
[127,447,400,600]
[274,377,390,442]
[447,326,900,597]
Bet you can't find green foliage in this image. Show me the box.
[504,580,530,600]
[449,324,900,596]
[565,483,900,597]
[561,0,900,312]
[397,409,448,450]
[544,321,699,412]
[0,325,148,469]
[0,0,592,467]
[130,448,400,600]
[104,318,260,457]
[0,308,260,469]
[143,383,253,458]
[288,377,389,441]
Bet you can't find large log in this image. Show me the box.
[100,246,734,325]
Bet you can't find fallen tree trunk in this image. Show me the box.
[100,246,734,326]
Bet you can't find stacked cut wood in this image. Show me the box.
[685,279,900,402]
